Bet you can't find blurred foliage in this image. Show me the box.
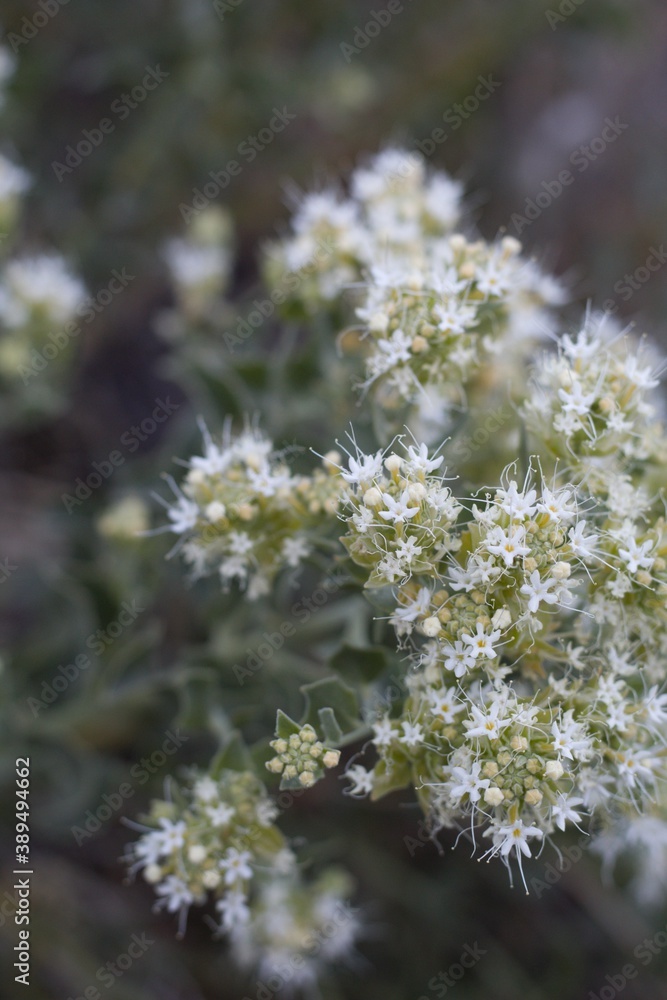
[2,1,667,998]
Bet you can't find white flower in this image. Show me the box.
[155,875,195,914]
[644,686,667,727]
[404,442,444,476]
[219,848,253,886]
[557,381,597,416]
[207,803,236,827]
[216,890,250,931]
[399,721,424,747]
[464,701,512,741]
[154,818,187,856]
[491,819,544,860]
[537,487,577,524]
[372,716,394,747]
[568,521,598,562]
[434,298,477,335]
[461,623,502,660]
[392,587,432,626]
[344,764,374,797]
[428,686,464,724]
[497,482,537,521]
[378,489,420,524]
[194,776,218,802]
[442,640,476,678]
[485,524,531,568]
[551,712,592,761]
[617,536,654,575]
[520,570,561,614]
[340,450,384,485]
[551,794,585,832]
[447,761,490,804]
[282,536,311,567]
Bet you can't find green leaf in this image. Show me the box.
[329,644,387,684]
[300,676,360,730]
[275,708,301,739]
[370,755,412,800]
[299,676,367,745]
[210,732,255,777]
[317,706,343,744]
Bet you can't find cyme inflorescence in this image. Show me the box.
[124,764,360,973]
[160,420,344,598]
[265,147,565,436]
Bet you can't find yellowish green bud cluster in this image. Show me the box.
[267,724,341,788]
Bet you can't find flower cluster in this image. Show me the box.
[342,441,667,890]
[340,438,462,587]
[125,767,285,935]
[0,148,88,410]
[264,148,465,307]
[125,765,360,973]
[524,313,667,494]
[266,723,341,788]
[265,147,565,432]
[163,205,234,321]
[229,869,359,989]
[161,422,343,597]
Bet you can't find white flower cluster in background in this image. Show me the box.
[265,148,565,432]
[160,421,343,597]
[163,205,234,320]
[524,312,667,495]
[0,252,86,383]
[229,870,359,990]
[265,148,465,305]
[0,144,88,404]
[125,765,360,974]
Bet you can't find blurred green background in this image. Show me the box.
[2,1,667,998]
